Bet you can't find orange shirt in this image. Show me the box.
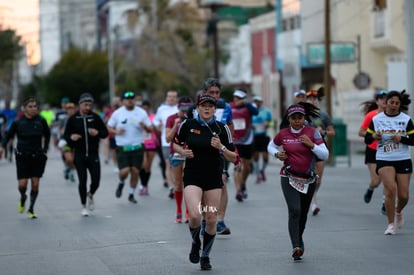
[360,110,378,150]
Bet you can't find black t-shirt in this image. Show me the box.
[176,118,234,181]
[2,115,50,153]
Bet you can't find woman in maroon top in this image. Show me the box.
[267,103,329,261]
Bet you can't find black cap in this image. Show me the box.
[78,93,94,104]
[197,95,217,106]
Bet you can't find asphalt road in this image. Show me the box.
[0,148,413,275]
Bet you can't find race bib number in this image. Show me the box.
[233,118,246,130]
[383,142,399,153]
[288,176,310,194]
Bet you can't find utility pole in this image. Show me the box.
[324,0,333,165]
[200,1,225,79]
[405,0,414,118]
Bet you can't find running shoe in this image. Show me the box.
[189,242,200,264]
[115,183,124,198]
[81,207,89,217]
[27,210,37,219]
[142,187,149,195]
[241,184,248,199]
[87,192,94,211]
[311,203,320,216]
[64,168,70,180]
[300,243,305,257]
[163,181,168,188]
[384,223,396,235]
[260,170,266,182]
[168,188,174,199]
[235,191,243,202]
[18,195,26,213]
[396,212,404,228]
[128,194,138,204]
[200,256,212,270]
[255,176,262,184]
[176,213,182,223]
[364,188,374,203]
[200,219,206,236]
[292,247,303,261]
[139,187,146,196]
[381,203,387,215]
[185,211,190,224]
[69,171,76,182]
[217,221,231,235]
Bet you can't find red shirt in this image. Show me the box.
[360,110,378,150]
[166,113,185,154]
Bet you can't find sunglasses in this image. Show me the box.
[306,91,318,97]
[123,91,135,98]
[377,90,388,96]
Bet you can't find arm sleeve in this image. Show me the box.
[364,120,376,145]
[311,143,329,160]
[267,139,282,157]
[400,119,414,145]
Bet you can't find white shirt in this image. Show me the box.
[107,106,151,146]
[153,103,178,147]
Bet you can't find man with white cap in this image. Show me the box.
[230,88,258,201]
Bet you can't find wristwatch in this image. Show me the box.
[220,145,227,153]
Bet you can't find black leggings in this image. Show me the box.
[74,153,101,205]
[280,176,316,248]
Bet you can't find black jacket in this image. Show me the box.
[64,111,108,156]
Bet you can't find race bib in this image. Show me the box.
[383,142,399,153]
[288,176,310,194]
[233,118,246,130]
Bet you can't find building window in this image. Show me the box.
[373,9,385,37]
[282,18,288,31]
[373,0,386,11]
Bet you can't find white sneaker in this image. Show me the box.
[87,193,95,211]
[81,207,89,217]
[384,223,396,235]
[396,212,404,228]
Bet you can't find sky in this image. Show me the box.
[0,0,40,65]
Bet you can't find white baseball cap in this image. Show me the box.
[293,90,306,97]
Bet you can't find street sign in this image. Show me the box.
[307,42,355,64]
[353,72,371,89]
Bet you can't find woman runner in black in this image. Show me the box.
[0,97,50,218]
[174,95,238,270]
